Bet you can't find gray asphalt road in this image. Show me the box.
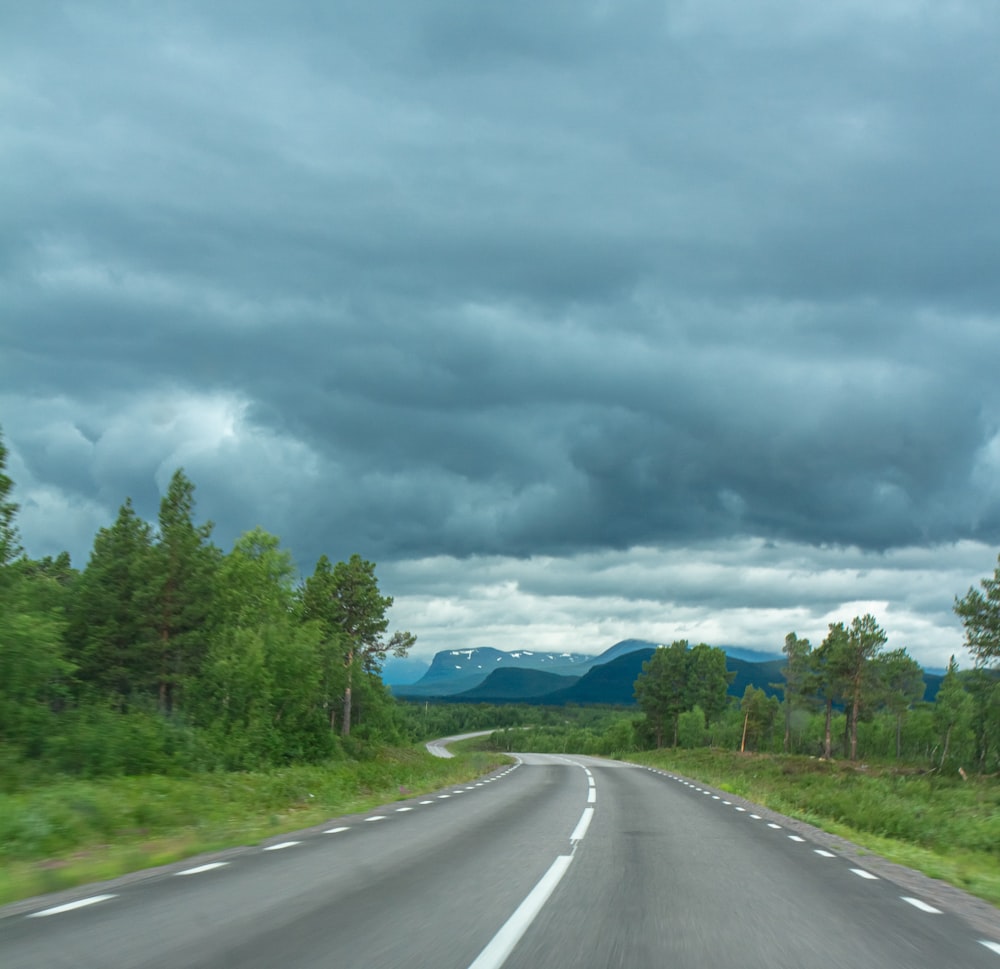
[2,754,998,969]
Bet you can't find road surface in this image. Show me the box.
[3,752,998,968]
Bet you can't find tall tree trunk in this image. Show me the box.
[940,724,953,768]
[850,690,860,761]
[341,649,355,737]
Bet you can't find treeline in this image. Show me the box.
[0,429,415,782]
[632,610,1000,773]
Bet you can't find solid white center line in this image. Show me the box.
[814,850,835,858]
[28,895,116,918]
[176,862,229,876]
[466,854,574,969]
[902,897,942,913]
[851,869,878,880]
[264,841,300,851]
[325,826,350,834]
[979,941,1000,955]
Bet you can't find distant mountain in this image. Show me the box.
[452,668,580,702]
[394,640,666,697]
[395,645,594,697]
[538,648,655,705]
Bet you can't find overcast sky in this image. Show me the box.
[3,1,999,670]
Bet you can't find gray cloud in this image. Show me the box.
[3,2,1000,667]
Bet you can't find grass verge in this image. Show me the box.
[623,748,1000,908]
[0,746,510,907]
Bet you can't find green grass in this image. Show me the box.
[0,746,510,907]
[624,748,1000,907]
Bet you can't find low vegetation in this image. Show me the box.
[0,746,506,906]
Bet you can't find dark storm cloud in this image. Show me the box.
[3,0,1000,580]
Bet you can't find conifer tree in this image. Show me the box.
[0,427,22,567]
[150,469,218,713]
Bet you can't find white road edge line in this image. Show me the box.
[466,854,575,969]
[263,841,300,851]
[901,897,942,914]
[325,826,350,834]
[850,868,878,880]
[28,895,116,918]
[587,789,596,804]
[176,862,229,876]
[980,940,1000,955]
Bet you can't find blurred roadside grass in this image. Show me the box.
[626,748,1000,908]
[0,746,508,907]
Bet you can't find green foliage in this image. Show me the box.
[64,499,156,705]
[677,705,707,749]
[192,529,332,769]
[0,426,22,566]
[633,640,732,747]
[933,656,975,768]
[300,553,414,736]
[955,553,1000,669]
[0,570,73,757]
[149,469,219,714]
[740,685,779,751]
[779,632,812,752]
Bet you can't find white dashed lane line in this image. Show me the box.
[654,769,977,941]
[176,862,229,876]
[27,895,116,918]
[902,897,942,914]
[20,761,521,920]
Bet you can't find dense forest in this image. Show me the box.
[0,427,420,781]
[531,617,1000,772]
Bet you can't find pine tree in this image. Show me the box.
[65,499,156,706]
[149,470,218,714]
[300,553,413,737]
[0,427,22,567]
